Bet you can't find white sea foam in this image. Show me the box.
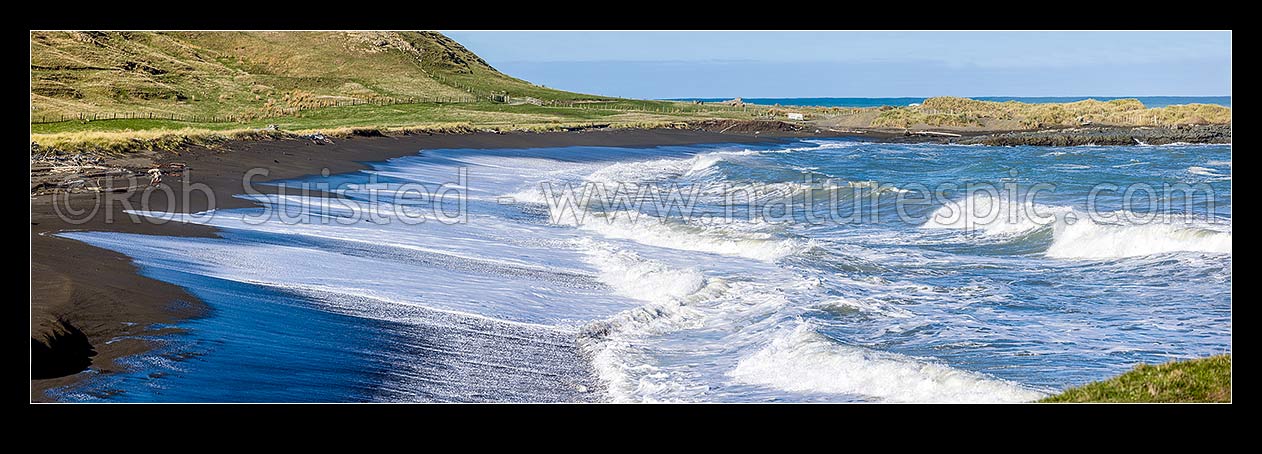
[728,324,1046,403]
[67,140,1233,403]
[777,180,911,195]
[1047,218,1232,259]
[579,239,707,302]
[580,299,707,402]
[583,150,757,185]
[701,179,912,209]
[505,149,759,207]
[773,140,865,154]
[1051,163,1093,171]
[501,185,554,205]
[574,213,803,262]
[583,158,689,185]
[574,240,725,401]
[574,237,829,402]
[685,153,728,176]
[124,209,218,225]
[816,298,915,318]
[922,192,1065,235]
[921,193,1232,259]
[1187,166,1224,177]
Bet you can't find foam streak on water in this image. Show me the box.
[55,139,1231,402]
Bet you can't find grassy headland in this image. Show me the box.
[32,31,586,117]
[29,32,1234,400]
[30,31,757,153]
[31,32,1231,155]
[1041,355,1231,403]
[828,96,1231,130]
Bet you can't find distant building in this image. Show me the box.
[787,112,805,121]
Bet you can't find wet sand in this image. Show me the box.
[30,128,789,401]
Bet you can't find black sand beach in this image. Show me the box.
[30,128,794,401]
[30,123,1233,401]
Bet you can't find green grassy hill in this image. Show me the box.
[30,32,1231,154]
[31,31,604,119]
[30,31,764,152]
[1041,354,1231,403]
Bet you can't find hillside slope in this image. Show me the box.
[30,32,1228,154]
[31,31,602,118]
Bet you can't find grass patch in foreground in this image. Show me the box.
[1041,354,1231,403]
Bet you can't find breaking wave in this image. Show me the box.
[729,324,1047,403]
[922,192,1065,235]
[1047,218,1232,259]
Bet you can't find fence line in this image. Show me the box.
[34,61,766,126]
[538,99,757,117]
[32,93,773,126]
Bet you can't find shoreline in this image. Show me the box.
[28,123,1232,401]
[30,128,797,401]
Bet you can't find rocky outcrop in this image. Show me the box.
[957,124,1231,146]
[31,318,97,379]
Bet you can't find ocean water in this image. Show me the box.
[668,96,1232,108]
[53,139,1232,402]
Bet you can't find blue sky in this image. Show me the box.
[443,31,1231,99]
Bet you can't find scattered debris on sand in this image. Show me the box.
[303,132,333,145]
[29,143,189,196]
[688,119,804,134]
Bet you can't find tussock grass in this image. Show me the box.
[30,31,610,120]
[27,31,774,154]
[31,119,693,154]
[314,123,475,137]
[31,127,294,154]
[1041,354,1231,403]
[864,96,1231,129]
[872,109,982,128]
[29,97,742,154]
[1149,103,1234,125]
